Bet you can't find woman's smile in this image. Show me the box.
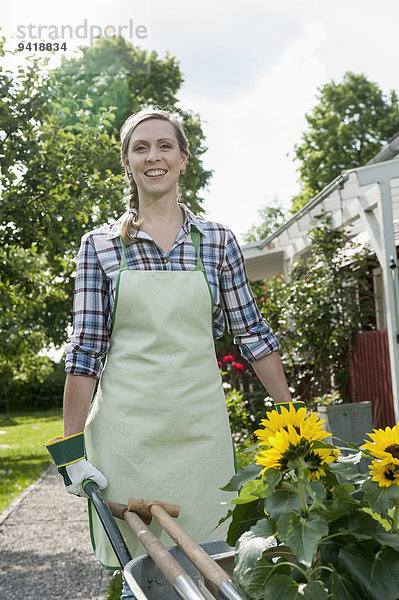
[144,168,168,178]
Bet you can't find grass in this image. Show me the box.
[0,409,63,513]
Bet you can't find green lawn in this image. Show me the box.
[0,409,63,513]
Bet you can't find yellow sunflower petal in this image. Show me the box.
[255,405,329,447]
[361,425,399,461]
[369,458,399,487]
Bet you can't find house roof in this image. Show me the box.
[366,131,399,165]
[241,134,399,281]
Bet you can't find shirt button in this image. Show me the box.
[163,256,170,263]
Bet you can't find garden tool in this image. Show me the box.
[83,480,217,600]
[127,497,244,600]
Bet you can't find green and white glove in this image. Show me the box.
[275,401,305,413]
[46,432,108,498]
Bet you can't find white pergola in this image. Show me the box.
[242,139,399,418]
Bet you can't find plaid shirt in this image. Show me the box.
[65,203,280,377]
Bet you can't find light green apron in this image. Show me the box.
[84,227,236,569]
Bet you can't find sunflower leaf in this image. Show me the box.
[263,576,328,600]
[306,480,326,505]
[261,468,283,497]
[330,567,369,600]
[221,463,262,491]
[362,478,399,517]
[335,510,386,539]
[264,489,300,521]
[234,524,277,586]
[237,556,290,600]
[330,458,366,483]
[232,479,269,505]
[226,499,266,546]
[339,544,399,600]
[277,513,328,566]
[310,440,337,450]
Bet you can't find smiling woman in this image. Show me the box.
[45,107,291,600]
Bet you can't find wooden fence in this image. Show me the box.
[351,329,395,428]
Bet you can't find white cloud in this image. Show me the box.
[179,21,328,239]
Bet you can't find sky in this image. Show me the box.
[2,0,399,243]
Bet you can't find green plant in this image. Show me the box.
[223,405,399,600]
[255,218,375,403]
[107,570,122,600]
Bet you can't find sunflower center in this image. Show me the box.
[279,439,310,469]
[283,425,301,435]
[306,450,323,468]
[384,468,397,481]
[384,444,399,458]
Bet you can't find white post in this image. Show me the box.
[356,162,399,421]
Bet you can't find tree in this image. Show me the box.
[242,200,287,243]
[255,217,375,402]
[292,72,399,213]
[0,38,123,404]
[0,33,212,401]
[44,36,212,215]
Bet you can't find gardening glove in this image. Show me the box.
[275,401,305,413]
[45,432,108,498]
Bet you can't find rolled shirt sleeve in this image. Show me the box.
[64,233,111,377]
[219,228,280,362]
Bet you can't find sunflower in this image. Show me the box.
[361,425,399,461]
[256,424,338,480]
[369,458,399,487]
[306,447,340,481]
[254,404,330,447]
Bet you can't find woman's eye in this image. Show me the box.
[133,145,146,152]
[161,144,172,149]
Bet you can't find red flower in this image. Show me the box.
[232,362,245,373]
[217,361,222,368]
[222,355,234,364]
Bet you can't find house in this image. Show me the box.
[241,132,399,423]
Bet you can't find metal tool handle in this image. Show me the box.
[83,479,132,568]
[148,503,246,600]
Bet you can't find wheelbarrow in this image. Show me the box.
[83,480,246,600]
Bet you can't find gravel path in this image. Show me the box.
[0,463,111,600]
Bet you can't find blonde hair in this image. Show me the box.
[120,108,190,245]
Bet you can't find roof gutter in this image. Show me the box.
[366,132,399,165]
[250,173,348,250]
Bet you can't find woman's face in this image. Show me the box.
[125,118,187,200]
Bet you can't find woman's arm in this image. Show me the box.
[251,351,291,404]
[219,228,290,401]
[63,373,97,437]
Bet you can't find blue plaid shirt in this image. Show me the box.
[65,204,280,377]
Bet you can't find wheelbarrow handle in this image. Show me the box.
[82,479,132,568]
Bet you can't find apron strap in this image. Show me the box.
[190,227,214,312]
[190,227,205,272]
[120,237,128,272]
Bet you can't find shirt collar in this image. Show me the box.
[106,203,206,241]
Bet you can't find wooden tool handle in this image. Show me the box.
[123,510,186,586]
[107,500,152,525]
[127,497,180,518]
[150,503,231,588]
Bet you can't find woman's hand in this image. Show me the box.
[64,459,108,498]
